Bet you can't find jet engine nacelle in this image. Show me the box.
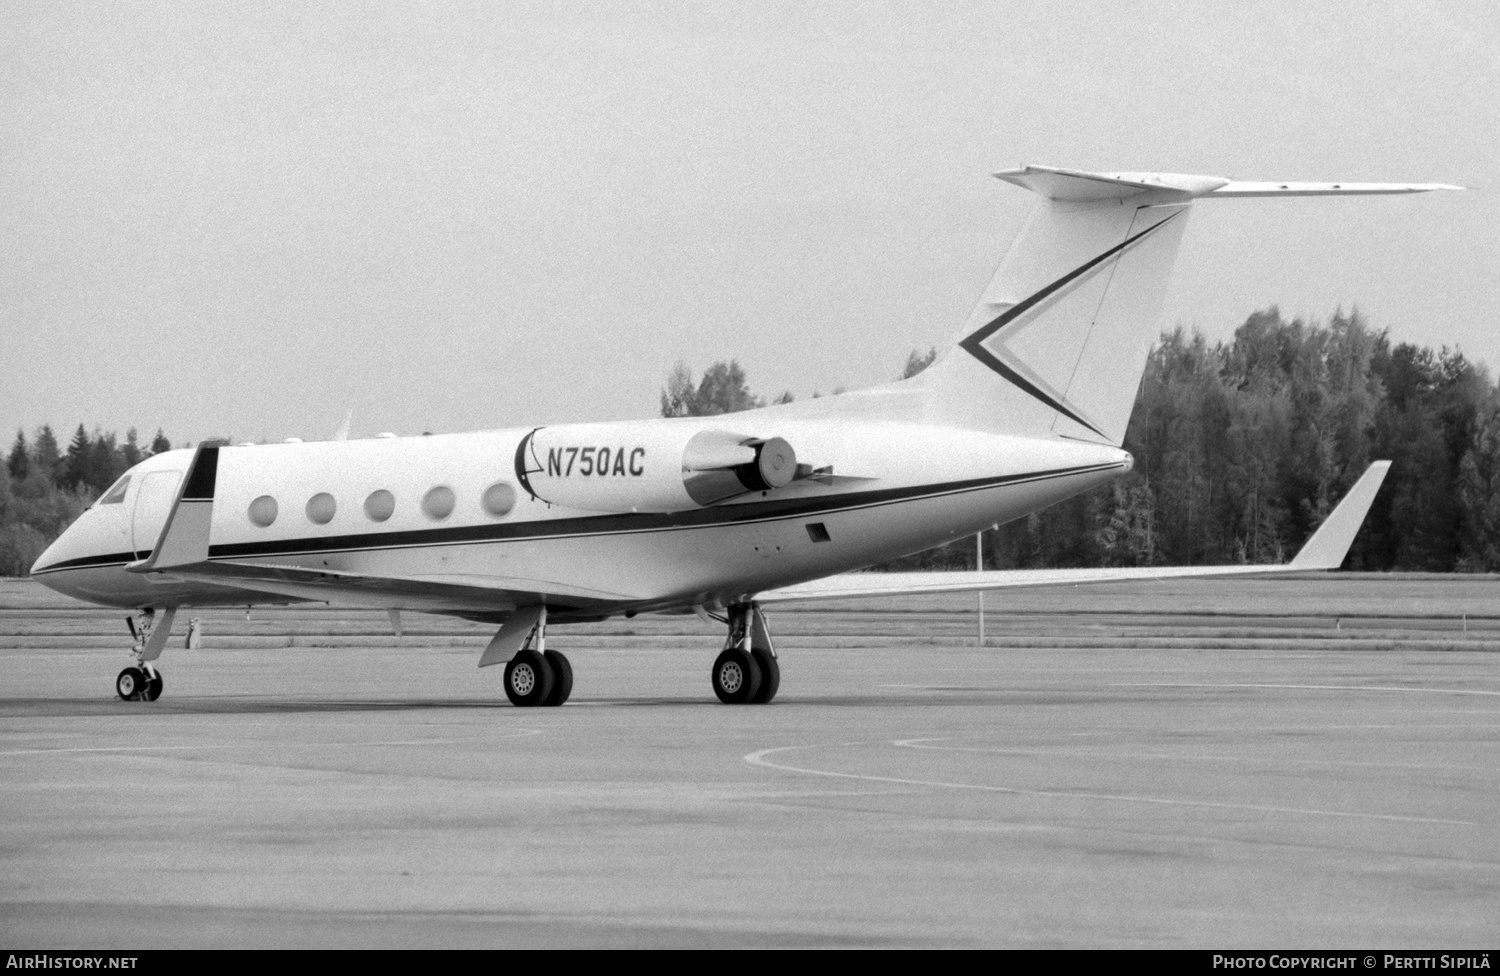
[514,424,797,513]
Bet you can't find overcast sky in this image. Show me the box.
[3,1,1495,446]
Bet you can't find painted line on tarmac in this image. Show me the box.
[884,682,1500,697]
[0,745,228,755]
[1315,723,1500,729]
[743,742,1480,827]
[889,738,1449,771]
[0,738,468,756]
[1115,682,1500,696]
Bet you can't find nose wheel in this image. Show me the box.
[116,666,145,701]
[115,608,174,702]
[115,665,164,702]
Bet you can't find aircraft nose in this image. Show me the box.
[27,515,136,604]
[30,533,68,577]
[29,515,113,584]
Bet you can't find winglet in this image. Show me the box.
[1287,461,1391,570]
[127,444,221,573]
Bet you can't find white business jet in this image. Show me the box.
[30,166,1451,706]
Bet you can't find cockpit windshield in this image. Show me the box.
[96,475,131,506]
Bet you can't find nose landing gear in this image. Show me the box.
[711,602,780,705]
[115,664,163,702]
[116,608,174,702]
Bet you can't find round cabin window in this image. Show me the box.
[422,485,456,521]
[364,489,395,522]
[248,495,278,528]
[306,492,336,525]
[482,482,516,517]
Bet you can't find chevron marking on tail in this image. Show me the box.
[956,208,1185,440]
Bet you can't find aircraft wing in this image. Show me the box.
[147,559,631,618]
[757,461,1390,605]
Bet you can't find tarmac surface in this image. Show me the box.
[2,575,1497,948]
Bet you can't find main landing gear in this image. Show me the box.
[116,607,175,702]
[711,602,779,705]
[502,607,572,708]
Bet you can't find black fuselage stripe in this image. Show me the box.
[204,463,1118,560]
[30,551,145,574]
[32,463,1121,573]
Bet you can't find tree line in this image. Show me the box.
[0,426,171,575]
[663,308,1500,573]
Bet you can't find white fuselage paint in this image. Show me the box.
[32,411,1130,617]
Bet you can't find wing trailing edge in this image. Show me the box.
[757,461,1390,605]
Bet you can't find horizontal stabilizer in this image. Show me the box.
[994,165,1228,201]
[1209,182,1465,197]
[995,165,1462,202]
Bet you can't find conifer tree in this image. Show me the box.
[122,428,141,469]
[63,424,90,491]
[1457,394,1500,571]
[87,429,120,493]
[7,430,28,480]
[31,425,60,475]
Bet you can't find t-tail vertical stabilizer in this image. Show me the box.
[916,165,1460,445]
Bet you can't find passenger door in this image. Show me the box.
[131,471,182,557]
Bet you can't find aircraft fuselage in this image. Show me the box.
[31,412,1130,620]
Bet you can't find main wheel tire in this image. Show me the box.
[749,648,779,704]
[141,670,164,702]
[503,649,555,707]
[712,647,762,704]
[116,667,145,702]
[542,650,573,706]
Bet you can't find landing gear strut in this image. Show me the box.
[117,608,174,702]
[502,606,572,708]
[712,602,779,705]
